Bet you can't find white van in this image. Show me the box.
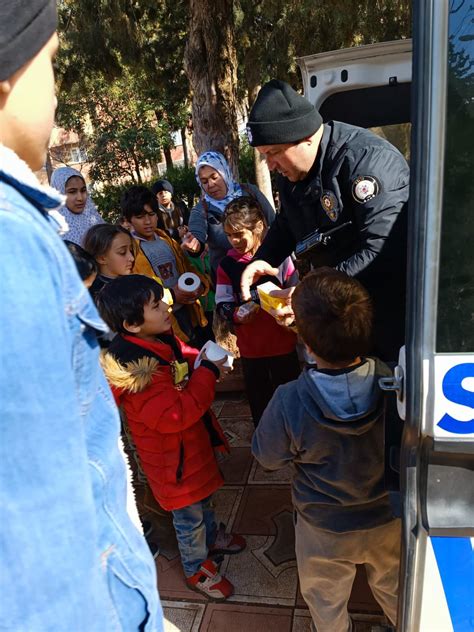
[297,4,473,631]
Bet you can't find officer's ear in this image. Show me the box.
[306,126,324,149]
[0,80,12,97]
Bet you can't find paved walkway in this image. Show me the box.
[138,392,390,632]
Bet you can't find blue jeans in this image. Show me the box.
[172,495,217,576]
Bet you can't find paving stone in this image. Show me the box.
[199,603,293,632]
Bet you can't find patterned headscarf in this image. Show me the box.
[50,167,104,245]
[195,151,243,214]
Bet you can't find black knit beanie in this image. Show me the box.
[246,79,323,147]
[152,179,174,196]
[0,0,57,81]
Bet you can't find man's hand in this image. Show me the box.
[173,283,204,305]
[267,286,296,328]
[181,231,201,253]
[240,259,280,301]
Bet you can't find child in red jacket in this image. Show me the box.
[98,274,245,600]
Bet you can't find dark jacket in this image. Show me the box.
[157,199,189,241]
[252,357,395,532]
[188,183,275,273]
[256,121,409,360]
[102,333,228,511]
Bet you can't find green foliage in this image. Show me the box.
[238,135,257,185]
[56,70,165,184]
[91,182,129,223]
[55,0,412,189]
[235,0,412,94]
[56,0,190,185]
[160,166,200,209]
[91,166,199,221]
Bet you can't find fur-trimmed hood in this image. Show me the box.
[100,352,161,393]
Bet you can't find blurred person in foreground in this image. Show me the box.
[0,1,164,629]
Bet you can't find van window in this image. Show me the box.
[436,6,474,352]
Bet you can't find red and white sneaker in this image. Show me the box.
[186,559,234,601]
[209,523,246,556]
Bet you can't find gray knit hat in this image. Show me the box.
[0,0,57,81]
[246,79,322,147]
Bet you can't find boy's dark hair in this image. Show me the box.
[292,267,373,363]
[83,224,133,259]
[63,240,98,281]
[97,274,164,335]
[120,185,159,222]
[223,196,267,232]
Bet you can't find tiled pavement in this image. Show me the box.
[137,392,390,632]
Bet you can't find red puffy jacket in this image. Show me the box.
[101,333,228,511]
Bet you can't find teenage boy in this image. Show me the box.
[252,268,400,632]
[98,274,245,599]
[151,178,189,241]
[122,185,211,347]
[0,2,163,630]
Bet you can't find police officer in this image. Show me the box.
[241,79,409,361]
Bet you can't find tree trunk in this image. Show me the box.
[184,0,240,178]
[254,148,275,209]
[181,127,189,169]
[248,84,274,209]
[163,147,174,170]
[130,151,142,183]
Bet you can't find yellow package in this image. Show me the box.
[257,281,286,314]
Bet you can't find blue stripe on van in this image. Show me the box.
[431,537,474,631]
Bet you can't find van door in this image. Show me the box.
[400,2,474,630]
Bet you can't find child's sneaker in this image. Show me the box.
[209,523,246,556]
[186,559,234,600]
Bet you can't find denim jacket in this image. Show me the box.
[0,145,163,632]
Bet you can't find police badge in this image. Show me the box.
[320,190,339,222]
[352,175,380,203]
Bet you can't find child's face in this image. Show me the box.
[224,222,262,256]
[132,296,172,340]
[157,190,172,206]
[0,33,58,171]
[97,233,135,278]
[129,204,158,240]
[65,176,88,214]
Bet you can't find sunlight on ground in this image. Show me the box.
[164,618,181,631]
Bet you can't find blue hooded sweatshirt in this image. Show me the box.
[252,357,395,532]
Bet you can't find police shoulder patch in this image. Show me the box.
[352,175,380,203]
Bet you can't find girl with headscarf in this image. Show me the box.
[50,167,104,245]
[184,151,275,273]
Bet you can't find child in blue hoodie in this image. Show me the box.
[252,268,400,632]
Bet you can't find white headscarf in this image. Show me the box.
[50,167,104,245]
[195,151,243,213]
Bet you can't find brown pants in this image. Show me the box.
[295,514,401,632]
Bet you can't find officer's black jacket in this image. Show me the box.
[256,121,410,360]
